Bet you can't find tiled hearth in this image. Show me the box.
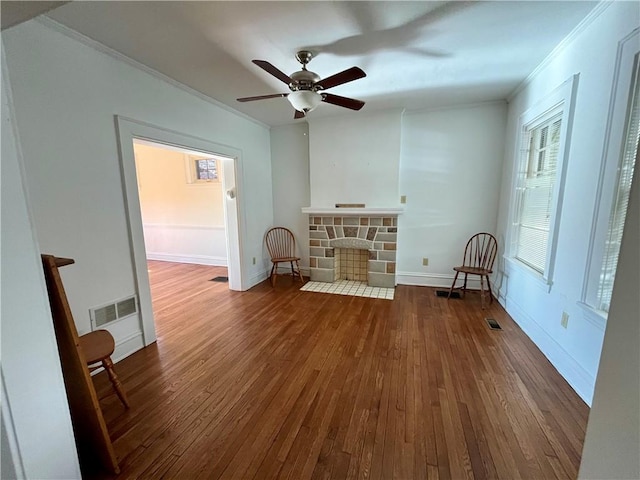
[308,214,398,288]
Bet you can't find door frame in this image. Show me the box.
[115,116,246,345]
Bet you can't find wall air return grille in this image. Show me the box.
[90,295,138,329]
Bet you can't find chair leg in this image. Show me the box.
[290,261,295,278]
[295,260,304,282]
[479,274,486,309]
[486,275,494,304]
[270,262,277,287]
[462,273,468,298]
[102,356,129,409]
[448,271,460,299]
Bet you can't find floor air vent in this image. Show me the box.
[435,290,460,298]
[90,295,138,329]
[210,276,228,282]
[486,318,502,330]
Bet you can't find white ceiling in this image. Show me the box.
[45,1,598,126]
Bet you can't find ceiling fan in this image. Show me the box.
[237,50,366,119]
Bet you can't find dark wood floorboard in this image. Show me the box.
[87,260,588,479]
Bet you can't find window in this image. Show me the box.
[515,112,562,273]
[596,60,639,312]
[185,154,219,184]
[508,75,577,283]
[582,37,638,321]
[194,158,218,181]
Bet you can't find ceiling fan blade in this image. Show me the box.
[252,60,293,85]
[294,110,305,120]
[322,93,365,111]
[315,66,366,90]
[237,93,288,102]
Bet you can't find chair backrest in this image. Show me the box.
[265,227,297,259]
[460,233,498,272]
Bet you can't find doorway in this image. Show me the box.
[132,139,229,269]
[115,117,246,346]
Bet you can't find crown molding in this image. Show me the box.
[507,1,613,102]
[34,16,269,130]
[403,99,508,116]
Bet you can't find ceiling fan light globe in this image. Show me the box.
[288,90,322,113]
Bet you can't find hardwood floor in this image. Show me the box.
[88,260,588,479]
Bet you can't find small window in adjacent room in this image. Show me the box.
[186,154,219,184]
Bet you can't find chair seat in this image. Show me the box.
[453,266,492,275]
[272,256,301,263]
[79,330,115,365]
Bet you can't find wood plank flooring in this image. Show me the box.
[88,260,588,479]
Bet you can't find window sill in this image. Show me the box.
[503,256,553,293]
[576,302,607,331]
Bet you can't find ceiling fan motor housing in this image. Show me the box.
[289,70,321,91]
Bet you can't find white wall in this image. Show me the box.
[134,143,227,266]
[397,102,507,287]
[270,123,310,273]
[494,2,639,404]
[1,47,80,479]
[2,20,273,352]
[308,110,402,208]
[578,150,639,479]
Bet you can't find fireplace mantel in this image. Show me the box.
[301,207,403,216]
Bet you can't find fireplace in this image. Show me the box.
[304,209,400,288]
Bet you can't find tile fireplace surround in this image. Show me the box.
[304,209,401,288]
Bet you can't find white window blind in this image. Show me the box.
[597,72,639,312]
[515,113,562,273]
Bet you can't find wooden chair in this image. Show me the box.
[41,254,120,474]
[79,330,130,409]
[265,227,304,287]
[447,233,498,309]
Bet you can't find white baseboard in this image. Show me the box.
[147,252,227,266]
[113,332,145,363]
[397,271,488,290]
[246,266,310,291]
[248,268,269,288]
[499,296,595,405]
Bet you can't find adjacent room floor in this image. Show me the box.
[88,260,589,479]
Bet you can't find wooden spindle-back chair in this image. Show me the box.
[265,227,304,287]
[447,233,498,309]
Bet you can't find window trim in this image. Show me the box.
[581,30,639,319]
[507,74,579,286]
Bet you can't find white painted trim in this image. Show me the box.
[576,301,607,331]
[146,252,227,266]
[249,268,270,287]
[498,295,595,405]
[507,2,612,101]
[505,74,579,287]
[143,223,226,231]
[1,372,26,479]
[302,207,403,215]
[35,16,268,130]
[396,271,490,291]
[404,99,507,116]
[581,28,640,307]
[113,332,145,363]
[503,256,552,294]
[115,116,247,348]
